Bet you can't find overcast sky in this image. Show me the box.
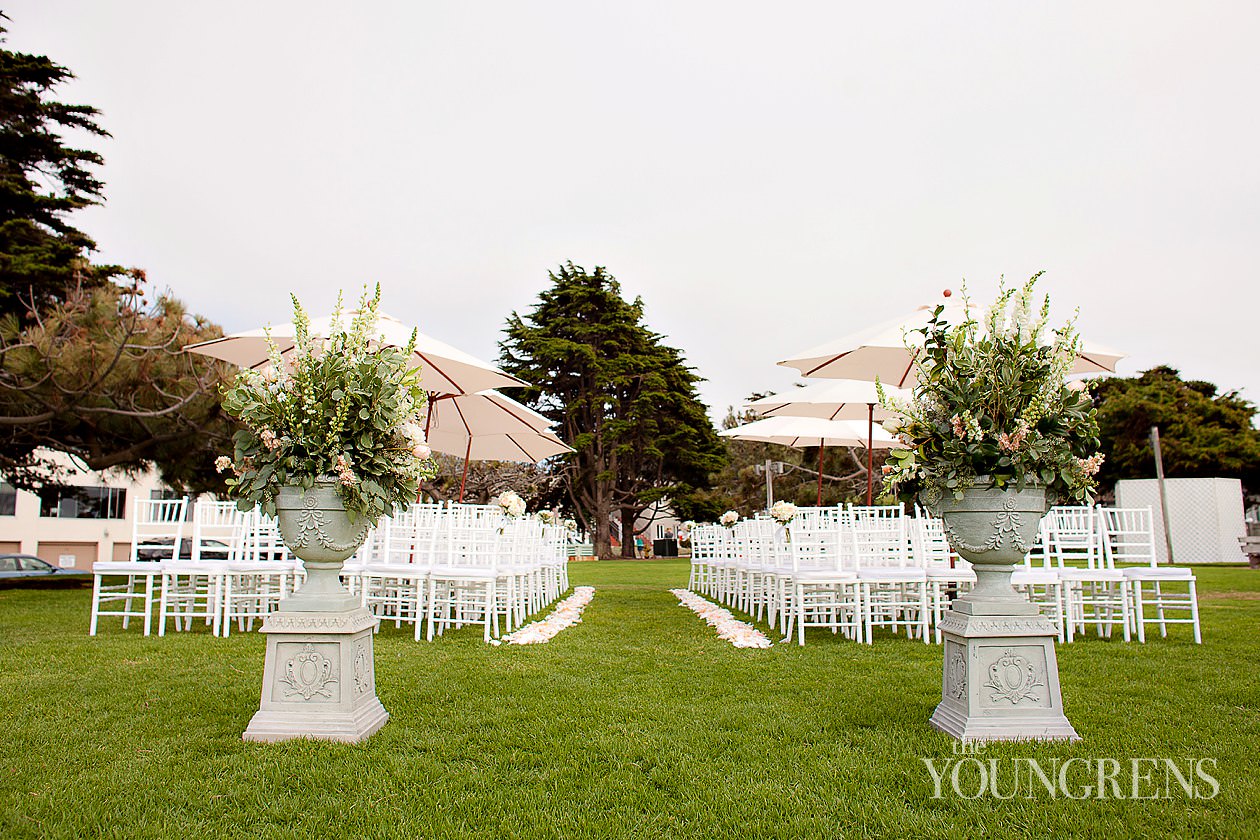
[8,2,1260,421]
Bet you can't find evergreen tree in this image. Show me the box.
[0,18,233,493]
[0,16,120,316]
[500,263,725,558]
[0,275,236,494]
[1090,366,1260,498]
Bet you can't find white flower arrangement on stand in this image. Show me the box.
[769,500,798,524]
[718,510,740,528]
[492,490,527,518]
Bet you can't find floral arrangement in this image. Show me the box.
[718,510,740,528]
[879,274,1102,508]
[536,508,558,525]
[216,285,438,522]
[493,490,527,518]
[769,500,798,524]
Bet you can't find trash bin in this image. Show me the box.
[653,538,678,558]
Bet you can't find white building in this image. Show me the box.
[0,451,173,569]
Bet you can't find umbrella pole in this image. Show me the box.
[417,392,436,504]
[867,403,874,505]
[817,441,824,506]
[459,437,471,503]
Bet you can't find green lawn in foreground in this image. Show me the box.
[1,561,1258,839]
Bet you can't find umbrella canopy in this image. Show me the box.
[778,295,1126,388]
[185,310,525,396]
[426,390,553,438]
[745,379,911,504]
[745,379,911,421]
[428,425,572,502]
[417,389,569,501]
[720,416,902,505]
[721,416,901,449]
[428,429,572,463]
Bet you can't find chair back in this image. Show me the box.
[190,499,242,562]
[129,497,189,562]
[1046,506,1102,569]
[909,514,953,569]
[788,519,845,573]
[850,503,908,568]
[1098,506,1158,568]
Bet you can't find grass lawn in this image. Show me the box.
[2,561,1258,839]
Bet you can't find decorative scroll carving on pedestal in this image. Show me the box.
[947,648,967,701]
[278,643,338,701]
[352,641,371,697]
[983,648,1044,705]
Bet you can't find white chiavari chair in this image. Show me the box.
[911,510,975,644]
[90,496,188,636]
[1048,506,1131,641]
[220,507,294,636]
[425,504,503,642]
[1100,506,1201,644]
[852,504,929,644]
[783,513,861,645]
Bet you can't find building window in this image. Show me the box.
[38,486,128,519]
[0,483,15,516]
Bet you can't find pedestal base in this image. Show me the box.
[930,609,1079,743]
[243,607,389,744]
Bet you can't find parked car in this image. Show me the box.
[0,554,92,588]
[133,538,234,562]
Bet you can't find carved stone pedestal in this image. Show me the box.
[930,610,1079,743]
[243,607,388,744]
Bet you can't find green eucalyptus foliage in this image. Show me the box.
[881,274,1102,508]
[218,286,438,522]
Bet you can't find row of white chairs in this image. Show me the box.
[1021,506,1202,644]
[350,503,570,642]
[689,504,1201,646]
[89,499,298,637]
[89,499,571,643]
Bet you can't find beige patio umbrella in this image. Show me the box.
[719,416,902,506]
[745,379,912,504]
[423,391,571,501]
[778,292,1126,388]
[185,311,525,396]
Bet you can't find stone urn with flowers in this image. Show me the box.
[217,286,438,743]
[880,274,1104,742]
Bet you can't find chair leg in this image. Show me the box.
[89,574,103,636]
[1120,581,1132,642]
[1133,581,1146,643]
[484,581,496,643]
[795,583,805,646]
[1189,580,1202,644]
[158,576,170,637]
[425,577,438,642]
[1154,581,1168,637]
